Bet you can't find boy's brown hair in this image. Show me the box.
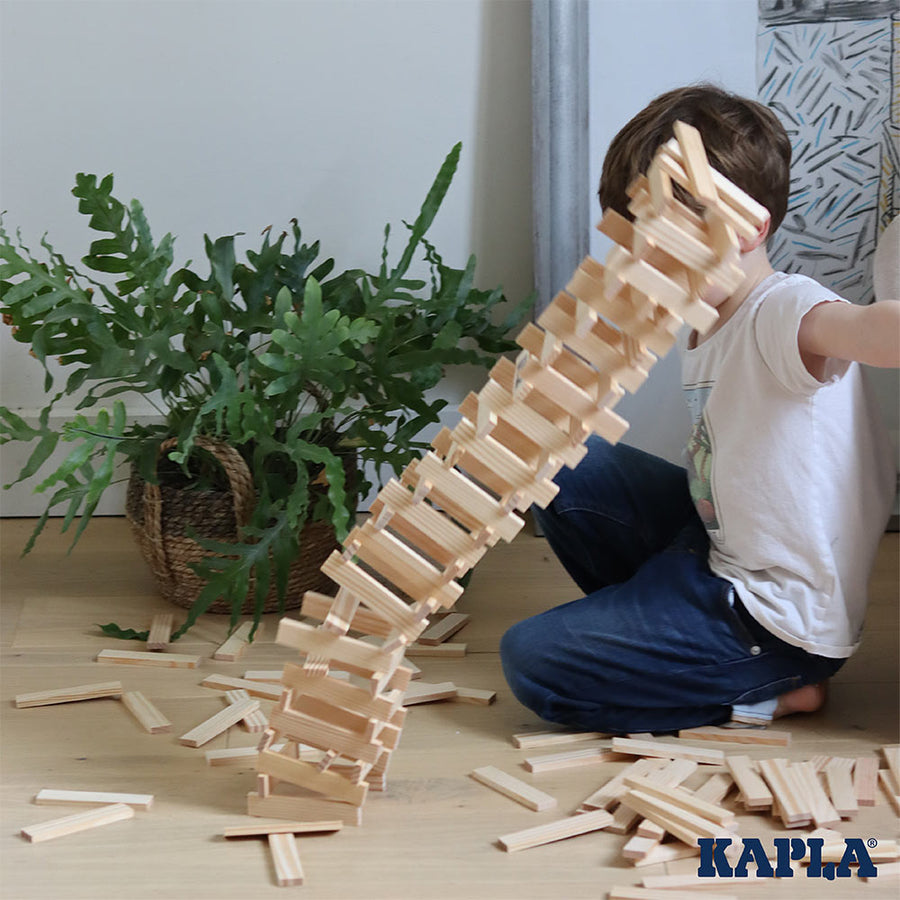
[598,84,792,235]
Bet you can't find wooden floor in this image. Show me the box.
[1,516,898,899]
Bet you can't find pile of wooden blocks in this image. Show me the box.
[470,730,900,893]
[250,122,771,830]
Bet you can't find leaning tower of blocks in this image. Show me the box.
[249,122,770,823]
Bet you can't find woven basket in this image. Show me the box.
[125,436,341,614]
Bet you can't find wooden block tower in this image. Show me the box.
[249,122,769,823]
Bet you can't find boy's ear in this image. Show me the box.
[737,214,771,253]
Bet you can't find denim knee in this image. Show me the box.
[499,620,544,716]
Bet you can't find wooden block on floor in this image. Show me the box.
[247,791,362,826]
[96,649,200,668]
[416,613,470,645]
[497,808,613,852]
[611,736,724,765]
[268,832,304,886]
[404,642,466,658]
[623,775,737,827]
[15,681,124,709]
[179,699,260,748]
[824,757,857,818]
[223,820,343,838]
[21,803,135,843]
[725,754,772,809]
[758,758,812,826]
[609,887,738,900]
[453,686,497,705]
[33,789,153,810]
[402,681,458,706]
[146,612,174,651]
[883,744,900,787]
[579,758,667,811]
[523,745,618,774]
[607,759,698,835]
[880,768,900,814]
[224,689,269,733]
[201,674,283,701]
[853,756,879,807]
[213,621,254,661]
[470,766,557,812]
[242,670,285,683]
[677,725,790,747]
[513,730,609,750]
[121,690,172,734]
[792,761,840,828]
[621,834,661,862]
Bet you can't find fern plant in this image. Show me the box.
[0,144,532,639]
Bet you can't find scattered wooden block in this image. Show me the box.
[621,834,661,862]
[623,775,737,827]
[121,690,172,734]
[677,726,790,747]
[497,808,613,852]
[224,689,268,733]
[223,820,343,838]
[33,789,153,810]
[179,699,260,748]
[512,730,609,750]
[791,761,840,828]
[823,758,857,818]
[470,766,557,812]
[404,642,467,658]
[633,842,700,868]
[644,871,761,889]
[611,736,724,765]
[401,681,458,706]
[146,612,174,651]
[883,744,900,787]
[243,670,285,683]
[853,756,879,807]
[757,758,811,826]
[579,758,667,811]
[268,832,304,886]
[416,613,470,645]
[201,674,283,701]
[608,759,698,836]
[453,686,497,705]
[523,745,618,774]
[21,803,134,843]
[214,621,254,661]
[725,754,772,809]
[15,681,124,709]
[96,649,200,668]
[879,768,900,814]
[256,748,369,807]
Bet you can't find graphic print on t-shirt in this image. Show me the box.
[683,384,719,532]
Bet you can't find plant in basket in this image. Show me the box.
[0,144,532,641]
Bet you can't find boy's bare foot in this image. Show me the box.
[773,681,828,719]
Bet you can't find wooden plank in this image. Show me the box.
[201,674,283,701]
[268,832,304,887]
[223,820,342,838]
[880,769,900,814]
[267,707,383,766]
[453,686,497,705]
[853,756,879,807]
[247,790,361,826]
[417,613,470,646]
[513,730,609,750]
[257,748,368,807]
[404,642,466,658]
[120,691,172,734]
[15,681,124,709]
[96,649,200,668]
[242,670,285,683]
[33,789,153,810]
[609,887,738,900]
[224,689,269,733]
[643,873,763,889]
[179,699,260,748]
[497,809,614,852]
[610,736,724,765]
[824,757,857,818]
[21,803,134,843]
[469,766,557,812]
[579,758,667,811]
[402,681,458,705]
[146,612,174,651]
[619,789,735,848]
[792,761,840,828]
[622,776,736,827]
[677,726,791,747]
[621,834,661,862]
[206,743,288,767]
[883,744,900,787]
[213,621,253,661]
[607,759,697,835]
[758,758,811,825]
[523,746,618,774]
[725,754,772,809]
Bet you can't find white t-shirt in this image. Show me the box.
[679,272,896,658]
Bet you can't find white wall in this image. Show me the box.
[0,0,533,515]
[587,0,760,462]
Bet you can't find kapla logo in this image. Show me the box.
[698,837,878,880]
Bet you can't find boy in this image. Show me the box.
[500,84,899,733]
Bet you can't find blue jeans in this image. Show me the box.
[500,439,844,734]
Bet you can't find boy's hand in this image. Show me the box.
[798,299,900,375]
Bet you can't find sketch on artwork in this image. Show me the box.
[758,1,899,304]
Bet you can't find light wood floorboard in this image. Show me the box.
[1,517,897,899]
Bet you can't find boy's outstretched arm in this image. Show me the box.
[798,299,900,371]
